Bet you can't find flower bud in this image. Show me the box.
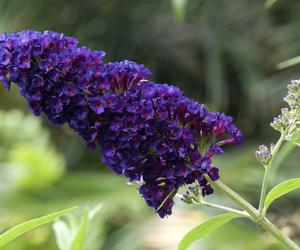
[271,108,291,132]
[284,80,300,108]
[255,144,272,165]
[181,193,193,204]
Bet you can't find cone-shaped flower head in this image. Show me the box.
[0,30,243,217]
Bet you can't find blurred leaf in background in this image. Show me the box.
[0,110,64,193]
[8,144,64,191]
[265,0,278,9]
[53,204,103,250]
[171,0,187,23]
[0,207,75,249]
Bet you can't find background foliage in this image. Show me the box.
[1,0,300,249]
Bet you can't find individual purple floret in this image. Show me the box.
[0,30,243,218]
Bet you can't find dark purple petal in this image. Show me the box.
[208,167,219,181]
[0,49,11,66]
[89,97,105,114]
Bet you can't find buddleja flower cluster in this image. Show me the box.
[0,30,242,217]
[271,79,300,146]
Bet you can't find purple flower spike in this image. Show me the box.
[0,29,243,218]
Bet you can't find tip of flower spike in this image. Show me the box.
[271,79,300,139]
[283,79,300,108]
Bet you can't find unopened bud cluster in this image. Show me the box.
[181,185,204,204]
[255,144,272,165]
[271,80,300,146]
[271,108,292,132]
[283,80,300,109]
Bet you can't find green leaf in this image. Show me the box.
[264,0,278,9]
[171,0,187,23]
[277,55,300,69]
[264,178,300,212]
[0,207,76,247]
[178,213,242,250]
[53,220,73,250]
[53,204,103,250]
[69,208,89,250]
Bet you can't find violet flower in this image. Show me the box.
[0,30,242,217]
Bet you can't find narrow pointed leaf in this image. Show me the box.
[178,213,242,250]
[264,178,300,212]
[0,207,76,247]
[264,0,278,9]
[277,55,300,69]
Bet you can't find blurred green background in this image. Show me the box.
[0,0,300,249]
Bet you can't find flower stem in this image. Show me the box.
[258,164,272,216]
[206,178,257,218]
[175,194,248,217]
[258,131,286,216]
[259,217,300,250]
[199,198,250,218]
[207,178,300,250]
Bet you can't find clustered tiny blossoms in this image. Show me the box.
[0,30,242,218]
[271,79,300,146]
[256,79,300,166]
[255,144,272,165]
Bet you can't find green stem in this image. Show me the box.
[199,199,250,218]
[175,194,248,217]
[258,131,286,216]
[156,189,176,212]
[206,178,257,218]
[260,217,300,250]
[258,164,272,216]
[208,178,300,250]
